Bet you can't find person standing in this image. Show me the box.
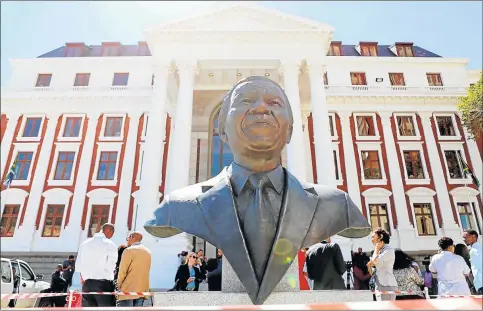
[76,223,118,307]
[429,237,471,295]
[174,253,202,291]
[305,238,346,290]
[62,255,75,290]
[50,264,67,307]
[367,228,398,301]
[423,265,435,296]
[352,248,371,290]
[392,249,425,300]
[463,229,482,295]
[116,232,152,307]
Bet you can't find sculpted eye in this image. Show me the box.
[268,100,281,106]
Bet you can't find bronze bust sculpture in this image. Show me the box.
[145,76,371,304]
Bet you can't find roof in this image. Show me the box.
[37,42,441,58]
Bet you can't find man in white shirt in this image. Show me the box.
[76,223,118,307]
[464,229,482,295]
[429,237,471,295]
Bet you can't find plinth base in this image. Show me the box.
[153,290,374,306]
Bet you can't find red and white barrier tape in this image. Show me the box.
[3,290,482,301]
[7,298,483,310]
[1,291,153,300]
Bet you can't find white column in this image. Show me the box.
[139,62,171,219]
[113,111,142,244]
[419,112,459,232]
[302,110,314,183]
[306,60,336,187]
[461,124,483,202]
[379,112,412,230]
[67,112,101,248]
[15,112,60,251]
[165,59,197,193]
[339,112,362,209]
[279,59,307,181]
[1,113,20,177]
[138,61,190,291]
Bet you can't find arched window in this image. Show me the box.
[210,106,233,177]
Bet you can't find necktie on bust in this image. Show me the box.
[243,174,277,283]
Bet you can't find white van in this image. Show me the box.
[1,257,51,308]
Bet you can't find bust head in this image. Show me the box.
[218,76,293,172]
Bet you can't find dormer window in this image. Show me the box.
[395,43,414,57]
[65,44,85,57]
[359,42,378,56]
[102,42,121,57]
[328,42,342,56]
[137,41,150,56]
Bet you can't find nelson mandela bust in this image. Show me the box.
[145,76,371,304]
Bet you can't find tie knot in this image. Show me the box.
[248,174,271,190]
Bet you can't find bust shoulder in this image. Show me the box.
[165,173,225,203]
[300,180,348,202]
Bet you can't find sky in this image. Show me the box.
[1,1,482,86]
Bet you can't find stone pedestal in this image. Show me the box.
[222,257,300,292]
[153,291,374,306]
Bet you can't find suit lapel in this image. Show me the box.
[197,168,259,300]
[256,170,319,304]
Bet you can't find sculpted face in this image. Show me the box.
[220,78,293,161]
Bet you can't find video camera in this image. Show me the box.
[346,261,352,272]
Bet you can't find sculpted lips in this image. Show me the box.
[242,114,278,131]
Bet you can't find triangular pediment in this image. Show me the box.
[149,3,333,32]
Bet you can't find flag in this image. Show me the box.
[2,160,18,189]
[458,152,480,187]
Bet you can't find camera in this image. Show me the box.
[346,261,352,272]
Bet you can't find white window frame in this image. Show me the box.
[57,114,86,142]
[433,113,461,141]
[398,141,430,185]
[449,187,481,235]
[406,187,441,237]
[47,143,81,187]
[16,114,46,142]
[141,113,149,141]
[393,113,421,141]
[36,189,72,239]
[0,188,29,223]
[328,113,338,140]
[332,142,343,186]
[83,189,117,240]
[91,142,123,186]
[8,143,39,186]
[439,142,473,185]
[353,113,380,141]
[356,141,387,185]
[98,113,126,142]
[362,188,395,235]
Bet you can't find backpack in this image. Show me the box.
[305,245,325,280]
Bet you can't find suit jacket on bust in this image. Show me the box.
[145,165,371,304]
[117,243,152,301]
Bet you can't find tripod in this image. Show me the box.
[346,267,354,290]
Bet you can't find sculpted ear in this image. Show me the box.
[219,121,228,143]
[286,124,293,144]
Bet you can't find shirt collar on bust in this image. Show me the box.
[229,162,284,196]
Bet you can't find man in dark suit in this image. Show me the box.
[305,238,346,290]
[145,76,371,304]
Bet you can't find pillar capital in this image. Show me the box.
[278,59,302,76]
[305,59,327,76]
[175,59,199,78]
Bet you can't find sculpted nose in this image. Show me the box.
[249,98,270,115]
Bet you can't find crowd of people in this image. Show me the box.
[304,228,482,301]
[170,248,223,291]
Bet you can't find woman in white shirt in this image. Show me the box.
[429,237,471,296]
[367,228,398,301]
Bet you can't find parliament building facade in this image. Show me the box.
[1,3,482,288]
